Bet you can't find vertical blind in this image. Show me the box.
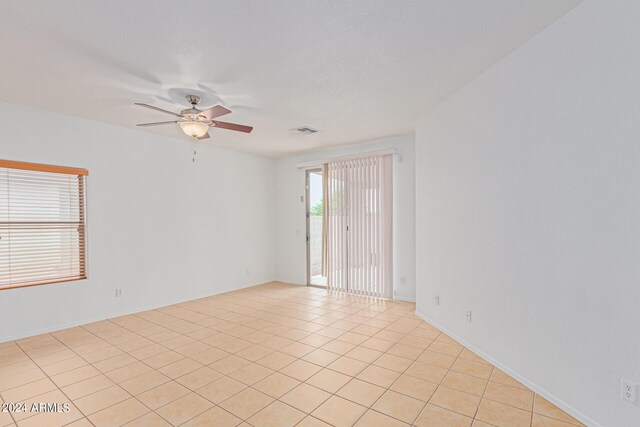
[0,160,88,290]
[326,155,393,299]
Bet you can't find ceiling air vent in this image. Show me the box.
[293,126,318,135]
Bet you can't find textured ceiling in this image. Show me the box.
[0,0,580,157]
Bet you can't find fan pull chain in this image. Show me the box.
[192,138,198,163]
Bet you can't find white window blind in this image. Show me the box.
[325,155,393,299]
[0,160,88,290]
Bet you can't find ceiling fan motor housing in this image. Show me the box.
[181,95,209,120]
[180,108,207,120]
[185,95,201,105]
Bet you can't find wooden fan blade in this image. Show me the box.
[200,105,231,120]
[134,103,182,118]
[212,120,253,133]
[197,132,210,140]
[136,121,178,127]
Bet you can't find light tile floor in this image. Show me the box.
[0,282,585,427]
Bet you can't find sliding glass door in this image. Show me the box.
[306,168,327,287]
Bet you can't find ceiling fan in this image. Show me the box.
[135,95,253,140]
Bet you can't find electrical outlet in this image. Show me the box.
[622,378,637,404]
[400,276,406,285]
[465,310,472,322]
[115,289,123,297]
[434,295,440,306]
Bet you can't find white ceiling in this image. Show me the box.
[0,0,580,157]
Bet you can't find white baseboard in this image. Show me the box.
[274,278,306,286]
[0,280,274,344]
[414,310,600,427]
[274,280,417,302]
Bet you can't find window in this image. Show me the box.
[0,160,88,290]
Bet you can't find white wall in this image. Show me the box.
[415,1,640,426]
[0,102,276,342]
[275,136,416,301]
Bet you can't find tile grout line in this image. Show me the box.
[6,289,416,426]
[9,304,436,427]
[2,284,580,427]
[13,333,95,426]
[25,325,178,427]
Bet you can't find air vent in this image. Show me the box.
[293,126,318,135]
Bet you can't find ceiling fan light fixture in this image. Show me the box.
[135,96,251,137]
[179,121,209,138]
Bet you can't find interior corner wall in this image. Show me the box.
[0,101,277,343]
[414,1,640,426]
[274,135,416,301]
